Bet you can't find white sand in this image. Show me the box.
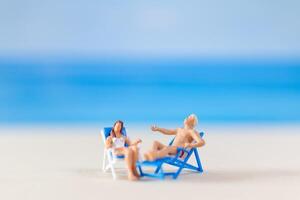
[0,124,300,200]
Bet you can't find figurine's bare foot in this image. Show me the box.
[128,173,139,181]
[133,167,140,177]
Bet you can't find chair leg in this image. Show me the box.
[138,165,144,177]
[110,164,117,180]
[173,152,193,179]
[102,150,107,172]
[194,149,203,172]
[154,164,162,174]
[105,164,111,171]
[173,165,184,179]
[104,150,118,179]
[158,167,165,180]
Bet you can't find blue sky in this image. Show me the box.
[0,0,300,56]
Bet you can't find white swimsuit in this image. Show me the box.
[112,136,126,149]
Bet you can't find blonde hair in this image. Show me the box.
[184,114,198,128]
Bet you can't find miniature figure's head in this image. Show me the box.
[111,120,124,137]
[184,114,198,128]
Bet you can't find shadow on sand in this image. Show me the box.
[178,169,300,183]
[74,168,300,183]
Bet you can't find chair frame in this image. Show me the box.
[101,127,128,180]
[136,132,204,179]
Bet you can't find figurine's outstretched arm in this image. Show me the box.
[126,137,142,146]
[151,125,177,135]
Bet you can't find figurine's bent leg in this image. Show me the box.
[144,141,167,160]
[123,148,138,181]
[130,146,140,177]
[152,140,166,151]
[145,146,177,161]
[156,146,177,158]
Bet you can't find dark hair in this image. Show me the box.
[110,120,124,137]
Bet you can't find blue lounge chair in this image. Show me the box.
[101,127,128,180]
[136,132,204,179]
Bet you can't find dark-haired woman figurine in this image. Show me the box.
[105,120,142,181]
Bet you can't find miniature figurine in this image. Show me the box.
[144,114,205,161]
[105,120,142,181]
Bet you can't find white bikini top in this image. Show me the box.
[112,136,126,149]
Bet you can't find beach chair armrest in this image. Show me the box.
[105,148,114,158]
[106,148,113,153]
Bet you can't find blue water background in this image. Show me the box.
[0,56,300,124]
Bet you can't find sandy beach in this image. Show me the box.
[1,124,300,200]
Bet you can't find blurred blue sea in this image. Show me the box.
[0,56,300,124]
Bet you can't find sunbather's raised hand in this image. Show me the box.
[151,125,159,132]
